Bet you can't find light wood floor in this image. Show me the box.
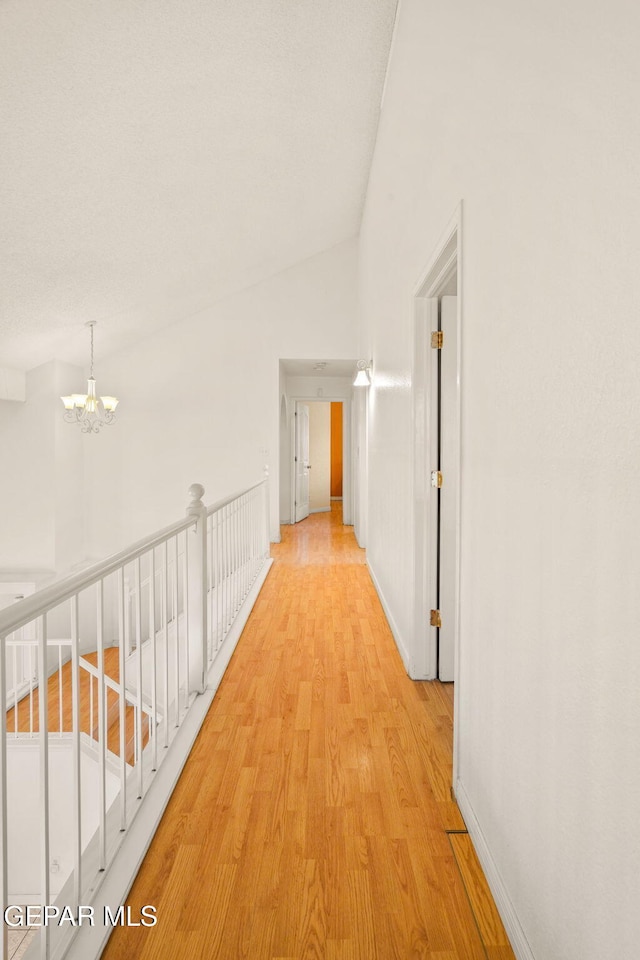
[7,646,146,762]
[101,504,515,960]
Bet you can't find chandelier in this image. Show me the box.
[60,322,119,433]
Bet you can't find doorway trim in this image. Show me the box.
[412,204,463,777]
[289,396,352,526]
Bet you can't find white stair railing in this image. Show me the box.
[0,478,271,960]
[206,478,271,663]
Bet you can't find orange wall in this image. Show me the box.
[330,402,343,498]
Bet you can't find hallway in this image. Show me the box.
[102,505,514,960]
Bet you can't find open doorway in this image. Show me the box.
[278,359,356,528]
[330,401,343,503]
[413,206,462,776]
[293,401,344,522]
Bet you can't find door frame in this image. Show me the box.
[412,204,463,777]
[293,400,311,522]
[352,385,368,548]
[289,396,353,525]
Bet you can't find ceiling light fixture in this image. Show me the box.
[60,322,119,433]
[353,359,372,387]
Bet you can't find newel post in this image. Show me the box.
[186,483,208,695]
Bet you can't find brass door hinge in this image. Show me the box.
[430,609,442,628]
[431,470,443,488]
[431,331,443,349]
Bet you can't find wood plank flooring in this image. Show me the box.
[101,504,515,960]
[7,647,145,762]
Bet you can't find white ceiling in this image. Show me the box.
[0,0,398,371]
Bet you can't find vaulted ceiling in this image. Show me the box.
[0,0,397,371]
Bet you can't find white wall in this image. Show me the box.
[0,361,84,576]
[0,364,54,571]
[278,388,290,525]
[53,362,86,571]
[7,739,119,902]
[359,2,640,959]
[85,240,358,555]
[0,366,25,402]
[352,386,368,548]
[308,402,331,512]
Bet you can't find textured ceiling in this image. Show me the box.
[0,0,397,371]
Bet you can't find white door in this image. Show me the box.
[294,402,311,522]
[434,295,458,680]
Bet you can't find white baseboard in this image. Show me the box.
[206,559,274,692]
[58,559,274,960]
[309,506,331,514]
[455,780,535,960]
[366,558,413,676]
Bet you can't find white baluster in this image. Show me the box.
[90,674,94,743]
[29,644,35,737]
[150,548,158,771]
[124,575,132,657]
[97,580,107,870]
[221,508,226,635]
[237,497,242,608]
[234,499,239,616]
[173,536,179,727]
[263,465,271,558]
[37,614,50,960]
[58,644,63,735]
[225,504,231,628]
[186,483,207,696]
[244,493,249,598]
[215,512,221,650]
[12,645,18,736]
[208,514,214,663]
[70,594,82,904]
[253,488,259,579]
[183,535,189,706]
[117,568,127,831]
[162,541,169,748]
[135,557,143,799]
